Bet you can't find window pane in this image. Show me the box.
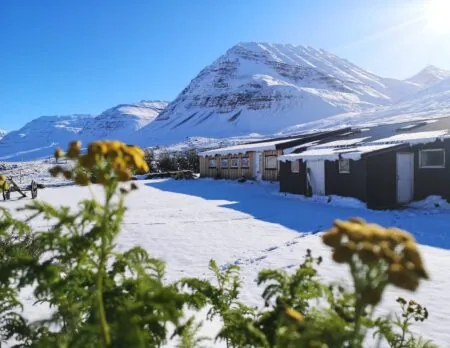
[291,160,300,173]
[421,150,445,167]
[209,159,217,168]
[241,158,249,168]
[231,158,239,168]
[265,156,277,169]
[339,159,350,173]
[221,159,229,168]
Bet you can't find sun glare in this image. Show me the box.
[424,0,450,35]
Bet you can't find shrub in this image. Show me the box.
[158,154,178,172]
[0,140,434,348]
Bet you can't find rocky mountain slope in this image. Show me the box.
[0,101,167,161]
[136,42,428,145]
[0,114,92,161]
[79,101,167,140]
[1,42,449,161]
[406,65,450,88]
[0,130,7,140]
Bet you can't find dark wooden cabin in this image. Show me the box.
[279,119,450,209]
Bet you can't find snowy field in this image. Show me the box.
[2,179,450,347]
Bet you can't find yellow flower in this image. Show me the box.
[285,307,304,322]
[117,169,132,182]
[332,242,355,264]
[322,228,342,248]
[54,148,64,159]
[127,145,145,157]
[380,241,401,264]
[67,141,81,159]
[74,172,90,186]
[388,264,419,291]
[79,154,96,169]
[387,228,415,243]
[358,242,379,264]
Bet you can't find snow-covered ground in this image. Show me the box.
[2,179,450,347]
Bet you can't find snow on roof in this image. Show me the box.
[199,137,302,156]
[279,143,400,162]
[284,140,320,154]
[375,130,448,145]
[311,137,371,149]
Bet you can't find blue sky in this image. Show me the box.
[1,0,449,131]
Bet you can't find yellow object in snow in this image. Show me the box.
[0,175,9,191]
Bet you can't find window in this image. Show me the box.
[291,160,300,173]
[209,159,217,168]
[241,157,250,168]
[265,156,277,169]
[338,159,350,173]
[231,158,239,168]
[221,159,229,168]
[419,149,445,168]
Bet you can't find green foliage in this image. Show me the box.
[374,298,436,348]
[0,141,436,348]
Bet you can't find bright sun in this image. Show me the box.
[424,0,450,35]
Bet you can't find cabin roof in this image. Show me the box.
[198,137,310,156]
[279,143,403,162]
[374,130,449,145]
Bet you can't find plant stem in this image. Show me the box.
[350,261,364,348]
[96,188,114,347]
[97,243,110,347]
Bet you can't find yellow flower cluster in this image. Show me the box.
[51,140,149,186]
[323,218,428,292]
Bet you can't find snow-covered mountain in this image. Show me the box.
[0,114,92,161]
[0,101,168,161]
[136,42,424,145]
[79,101,168,140]
[0,130,7,140]
[406,65,450,88]
[281,76,450,135]
[1,42,449,160]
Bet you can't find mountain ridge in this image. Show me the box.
[1,42,449,160]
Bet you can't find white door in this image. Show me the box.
[306,161,325,195]
[397,153,414,204]
[254,152,262,180]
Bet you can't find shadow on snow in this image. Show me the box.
[146,179,450,250]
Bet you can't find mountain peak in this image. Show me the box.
[407,65,450,87]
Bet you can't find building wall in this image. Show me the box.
[324,159,367,202]
[262,150,283,181]
[199,153,254,179]
[200,150,282,181]
[412,139,450,201]
[366,151,398,209]
[279,160,307,194]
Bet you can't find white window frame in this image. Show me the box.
[241,157,250,168]
[265,155,277,170]
[338,159,350,174]
[419,149,445,168]
[221,158,229,169]
[291,160,300,173]
[209,159,217,168]
[231,158,239,168]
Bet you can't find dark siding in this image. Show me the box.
[412,139,450,200]
[366,151,398,209]
[325,159,367,201]
[279,160,307,195]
